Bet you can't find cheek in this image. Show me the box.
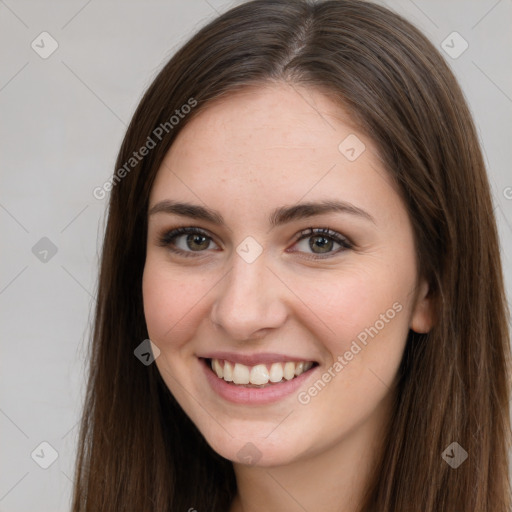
[142,259,205,346]
[291,263,410,346]
[288,262,414,404]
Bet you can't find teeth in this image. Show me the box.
[223,361,233,382]
[269,362,284,382]
[250,364,270,385]
[210,358,314,386]
[283,362,295,380]
[233,363,250,384]
[212,359,223,378]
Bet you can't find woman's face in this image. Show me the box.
[143,82,432,466]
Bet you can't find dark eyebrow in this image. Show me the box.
[148,199,376,227]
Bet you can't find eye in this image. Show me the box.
[158,227,219,257]
[158,226,352,259]
[289,227,353,259]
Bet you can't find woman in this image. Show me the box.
[72,1,511,510]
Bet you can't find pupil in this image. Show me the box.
[188,234,209,251]
[310,236,332,253]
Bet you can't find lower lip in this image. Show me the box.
[200,358,317,405]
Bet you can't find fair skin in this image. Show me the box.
[142,82,433,512]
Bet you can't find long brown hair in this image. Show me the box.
[71,1,512,510]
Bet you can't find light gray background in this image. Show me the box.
[1,0,511,510]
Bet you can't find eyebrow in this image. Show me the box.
[148,199,376,227]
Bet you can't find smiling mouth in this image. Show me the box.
[203,358,319,388]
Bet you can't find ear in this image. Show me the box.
[410,278,435,333]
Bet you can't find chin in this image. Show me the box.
[198,421,307,467]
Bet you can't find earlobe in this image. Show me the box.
[410,278,435,334]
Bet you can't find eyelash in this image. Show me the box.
[158,226,353,260]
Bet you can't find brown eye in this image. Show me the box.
[291,227,353,258]
[184,233,210,251]
[158,227,219,257]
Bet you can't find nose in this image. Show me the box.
[210,250,288,341]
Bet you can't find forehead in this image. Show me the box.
[164,82,363,168]
[149,82,400,227]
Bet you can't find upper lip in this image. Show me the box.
[198,352,318,367]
